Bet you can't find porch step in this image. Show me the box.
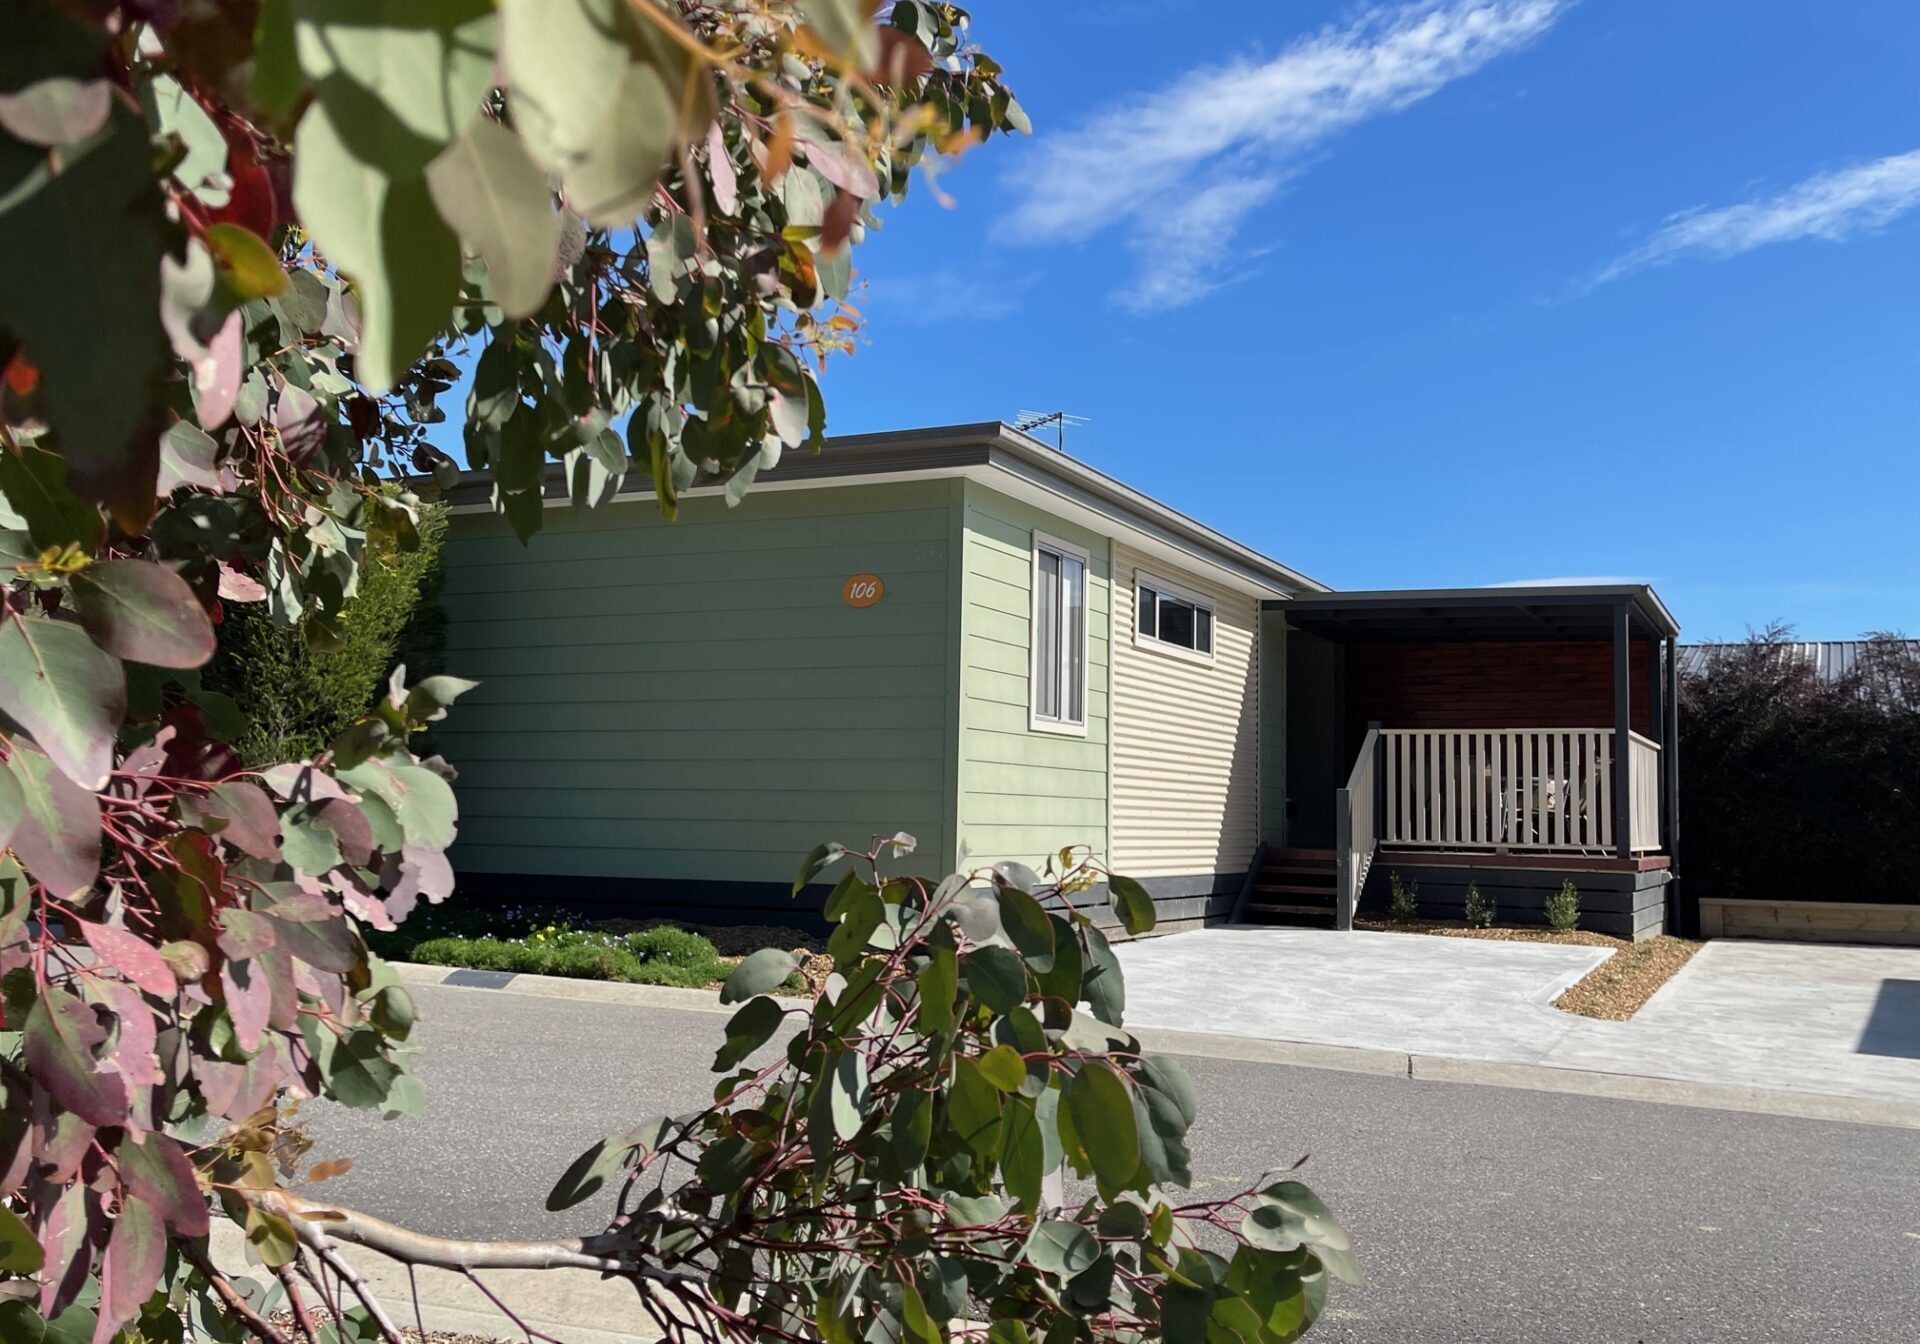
[1242,902,1338,920]
[1268,847,1336,863]
[1238,844,1340,927]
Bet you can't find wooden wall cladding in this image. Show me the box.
[1345,639,1655,738]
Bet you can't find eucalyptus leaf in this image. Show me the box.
[206,223,290,300]
[0,612,125,790]
[499,0,634,176]
[70,559,216,669]
[292,102,463,393]
[1082,924,1126,1026]
[23,985,127,1126]
[1066,1061,1140,1191]
[0,1203,42,1273]
[0,758,20,858]
[1023,1219,1098,1280]
[426,115,562,320]
[960,946,1027,1015]
[797,0,879,68]
[0,103,171,497]
[720,948,798,1004]
[976,1043,1027,1093]
[0,77,110,147]
[999,1095,1047,1214]
[793,840,846,894]
[713,995,785,1072]
[0,443,102,552]
[1108,873,1158,937]
[291,0,496,175]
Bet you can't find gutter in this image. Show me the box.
[434,420,1330,598]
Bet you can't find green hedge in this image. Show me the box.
[1680,631,1920,905]
[205,501,448,765]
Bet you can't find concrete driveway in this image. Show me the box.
[1116,927,1607,1063]
[1117,928,1920,1107]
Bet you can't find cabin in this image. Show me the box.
[435,421,1681,939]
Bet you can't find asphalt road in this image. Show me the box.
[308,984,1920,1343]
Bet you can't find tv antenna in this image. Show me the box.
[1013,410,1090,452]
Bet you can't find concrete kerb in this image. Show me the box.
[389,962,1920,1131]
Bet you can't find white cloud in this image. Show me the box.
[1113,174,1290,311]
[1584,150,1920,291]
[1001,0,1569,307]
[868,268,1039,324]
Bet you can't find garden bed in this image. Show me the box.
[369,905,830,994]
[1353,915,1702,1020]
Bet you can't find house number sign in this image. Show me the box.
[842,574,884,607]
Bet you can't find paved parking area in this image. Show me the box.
[1117,928,1920,1106]
[1116,926,1607,1063]
[1540,940,1920,1104]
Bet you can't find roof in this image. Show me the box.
[442,420,1329,597]
[1272,583,1680,643]
[1678,639,1919,682]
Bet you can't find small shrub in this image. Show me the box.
[1387,870,1419,922]
[1545,879,1581,933]
[1464,882,1495,929]
[546,945,644,981]
[624,926,722,967]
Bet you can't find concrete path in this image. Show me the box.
[1117,928,1920,1106]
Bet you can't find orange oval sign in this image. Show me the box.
[842,574,884,608]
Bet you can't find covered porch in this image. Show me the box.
[1260,584,1682,939]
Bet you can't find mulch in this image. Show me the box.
[1352,915,1702,1020]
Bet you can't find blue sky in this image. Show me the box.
[823,0,1920,641]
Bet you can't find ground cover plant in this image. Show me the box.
[373,905,811,991]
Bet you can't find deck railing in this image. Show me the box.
[1378,728,1661,855]
[1627,730,1661,853]
[1334,725,1381,930]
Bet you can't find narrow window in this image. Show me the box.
[1135,575,1214,656]
[1032,535,1088,731]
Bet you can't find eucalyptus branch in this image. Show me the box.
[177,1241,293,1344]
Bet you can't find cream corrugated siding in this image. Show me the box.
[1110,544,1259,877]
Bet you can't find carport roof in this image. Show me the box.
[1269,584,1679,643]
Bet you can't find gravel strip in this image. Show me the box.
[1551,935,1702,1020]
[1353,916,1703,1020]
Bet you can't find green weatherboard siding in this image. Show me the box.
[436,480,956,886]
[954,482,1112,874]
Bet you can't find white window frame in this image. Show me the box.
[1029,531,1090,737]
[1133,569,1216,664]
